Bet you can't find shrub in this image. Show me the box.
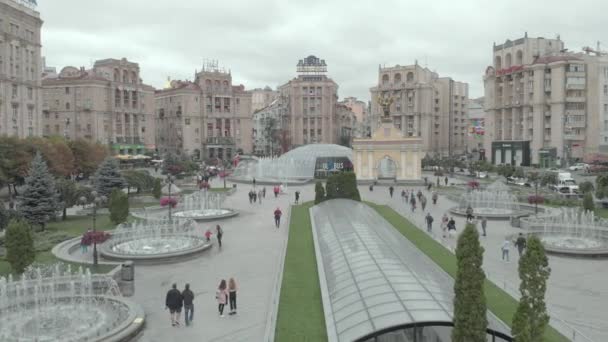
[81,230,111,246]
[160,196,178,208]
[582,192,595,212]
[314,182,326,204]
[5,219,35,274]
[468,180,480,190]
[109,189,129,224]
[528,195,545,205]
[578,181,594,194]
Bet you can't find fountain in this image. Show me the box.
[230,144,353,184]
[172,190,238,220]
[450,180,533,219]
[524,207,608,257]
[100,218,212,262]
[0,263,144,342]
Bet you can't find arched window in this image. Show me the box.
[516,50,523,65]
[394,73,402,84]
[505,53,512,68]
[223,80,229,92]
[495,56,502,69]
[131,71,137,84]
[113,69,119,82]
[214,80,220,88]
[406,72,414,82]
[122,70,128,83]
[382,74,389,85]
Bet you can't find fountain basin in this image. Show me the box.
[100,234,211,263]
[172,208,238,221]
[449,205,534,220]
[0,295,144,342]
[523,228,608,258]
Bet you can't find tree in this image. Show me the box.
[314,181,326,204]
[324,172,360,202]
[94,158,126,198]
[496,164,515,180]
[18,152,60,230]
[153,178,162,199]
[582,192,595,212]
[30,136,75,177]
[69,139,108,177]
[512,236,551,342]
[56,178,89,221]
[452,223,487,342]
[0,136,33,197]
[263,117,279,155]
[109,188,129,224]
[539,172,558,187]
[4,219,35,274]
[123,170,154,195]
[578,181,594,194]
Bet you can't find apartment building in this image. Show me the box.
[370,63,469,156]
[483,35,608,166]
[467,97,485,155]
[42,58,156,154]
[155,61,253,161]
[0,0,42,138]
[278,55,342,148]
[339,96,370,138]
[252,98,285,156]
[251,86,278,112]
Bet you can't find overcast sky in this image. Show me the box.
[38,0,608,101]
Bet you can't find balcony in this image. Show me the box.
[564,133,585,140]
[566,96,585,103]
[565,121,586,129]
[566,83,585,90]
[206,136,235,146]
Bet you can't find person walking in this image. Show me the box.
[369,184,374,191]
[416,190,422,201]
[425,213,434,233]
[295,191,300,204]
[248,190,253,204]
[262,187,266,198]
[182,283,195,326]
[420,195,427,211]
[481,216,487,236]
[165,283,183,326]
[258,190,263,204]
[252,178,256,188]
[501,238,511,262]
[465,206,474,221]
[427,183,432,192]
[410,196,416,212]
[444,176,448,186]
[274,185,280,198]
[274,207,282,228]
[80,233,88,254]
[389,186,394,198]
[228,277,238,315]
[436,177,440,187]
[204,229,212,242]
[216,279,229,317]
[432,191,438,205]
[441,214,449,238]
[514,233,527,257]
[253,191,257,203]
[447,217,456,238]
[401,190,406,202]
[216,225,223,248]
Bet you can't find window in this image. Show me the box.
[185,118,191,125]
[27,87,33,100]
[66,102,70,110]
[12,84,17,98]
[65,87,70,94]
[28,108,33,120]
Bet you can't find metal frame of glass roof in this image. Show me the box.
[310,199,512,342]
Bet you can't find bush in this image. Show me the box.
[314,182,325,204]
[582,193,595,212]
[109,189,129,224]
[468,180,480,190]
[160,196,178,208]
[579,181,594,194]
[324,172,360,202]
[528,195,545,204]
[4,219,35,274]
[81,230,111,246]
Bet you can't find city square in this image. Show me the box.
[2,0,608,341]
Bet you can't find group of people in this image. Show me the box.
[248,188,265,204]
[398,188,433,212]
[165,283,196,327]
[204,225,224,247]
[501,233,528,262]
[216,278,239,317]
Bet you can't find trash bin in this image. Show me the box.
[121,261,134,281]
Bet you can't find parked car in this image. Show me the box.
[569,163,589,171]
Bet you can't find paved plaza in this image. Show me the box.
[122,175,605,341]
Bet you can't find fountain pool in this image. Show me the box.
[172,190,238,220]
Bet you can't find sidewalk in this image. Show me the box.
[360,181,607,342]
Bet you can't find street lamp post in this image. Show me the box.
[81,191,107,266]
[166,175,174,222]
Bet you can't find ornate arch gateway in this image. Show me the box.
[352,96,423,183]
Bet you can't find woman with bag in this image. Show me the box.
[216,279,228,317]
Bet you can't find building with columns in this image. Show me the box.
[41,58,156,154]
[0,0,43,138]
[483,35,608,166]
[155,61,253,161]
[370,63,468,157]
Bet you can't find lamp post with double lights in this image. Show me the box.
[80,191,107,265]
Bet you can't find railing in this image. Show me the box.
[206,136,235,145]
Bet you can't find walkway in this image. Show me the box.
[360,177,607,342]
[131,179,313,342]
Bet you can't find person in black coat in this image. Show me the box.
[182,284,195,326]
[165,283,183,326]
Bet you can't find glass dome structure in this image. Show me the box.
[310,199,512,342]
[232,144,353,182]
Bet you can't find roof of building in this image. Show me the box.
[310,199,512,342]
[531,54,583,65]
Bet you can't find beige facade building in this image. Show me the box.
[370,63,469,157]
[155,61,253,161]
[467,97,485,154]
[251,86,278,113]
[278,55,345,148]
[41,58,156,154]
[483,35,608,165]
[252,98,285,156]
[339,96,370,138]
[0,0,43,138]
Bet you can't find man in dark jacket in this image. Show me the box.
[182,283,195,326]
[515,233,527,257]
[165,283,183,326]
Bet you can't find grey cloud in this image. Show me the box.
[38,0,608,100]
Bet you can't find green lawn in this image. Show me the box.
[275,202,328,342]
[368,203,569,342]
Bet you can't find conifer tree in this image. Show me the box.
[5,219,35,274]
[18,152,59,230]
[109,188,129,224]
[94,157,125,198]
